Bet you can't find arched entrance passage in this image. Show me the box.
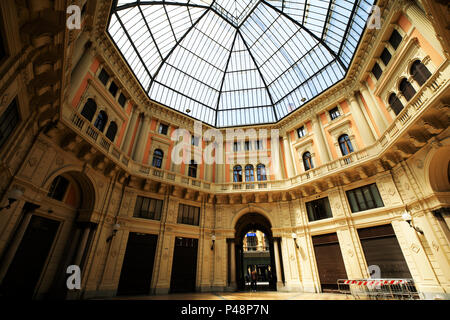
[234,212,277,291]
[0,170,97,299]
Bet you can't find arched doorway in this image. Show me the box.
[234,213,277,291]
[0,170,97,299]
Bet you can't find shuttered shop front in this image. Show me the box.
[357,224,412,278]
[312,233,347,291]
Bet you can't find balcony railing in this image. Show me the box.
[62,63,448,194]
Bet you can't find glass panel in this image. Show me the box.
[134,196,143,217]
[154,199,163,220]
[389,29,402,50]
[297,126,306,138]
[380,48,391,66]
[109,81,119,97]
[363,186,375,209]
[193,207,199,226]
[118,93,127,107]
[306,202,315,222]
[347,191,359,213]
[370,184,384,208]
[372,63,382,80]
[322,197,333,218]
[48,176,70,201]
[355,189,367,211]
[148,199,156,219]
[306,197,332,222]
[108,0,374,127]
[0,98,19,149]
[98,69,110,85]
[141,197,150,218]
[177,204,183,224]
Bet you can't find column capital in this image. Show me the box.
[359,82,370,93]
[348,92,358,103]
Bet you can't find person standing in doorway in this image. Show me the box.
[251,266,258,292]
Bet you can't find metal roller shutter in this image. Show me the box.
[357,224,412,278]
[312,233,348,292]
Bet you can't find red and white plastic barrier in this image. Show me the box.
[343,279,407,286]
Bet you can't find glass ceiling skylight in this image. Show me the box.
[108,0,375,127]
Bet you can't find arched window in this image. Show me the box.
[338,134,354,156]
[388,93,404,115]
[233,165,243,182]
[152,149,164,168]
[399,78,416,101]
[245,165,254,182]
[94,110,108,132]
[81,98,97,121]
[188,160,197,178]
[105,121,118,142]
[257,164,267,181]
[302,152,314,171]
[410,60,431,86]
[47,175,70,201]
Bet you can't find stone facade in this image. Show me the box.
[0,0,448,300]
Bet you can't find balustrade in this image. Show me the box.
[60,64,446,194]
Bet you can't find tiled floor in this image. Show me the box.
[110,291,357,300]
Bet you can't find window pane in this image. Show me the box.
[363,186,375,209]
[306,197,332,222]
[306,202,315,222]
[159,124,168,135]
[0,24,6,60]
[177,205,183,224]
[346,184,384,213]
[134,196,163,220]
[380,48,391,66]
[118,93,127,107]
[0,98,20,149]
[347,191,359,213]
[141,197,150,218]
[297,126,306,138]
[193,207,199,226]
[389,29,402,50]
[370,184,384,207]
[154,199,163,220]
[148,199,156,219]
[134,196,143,217]
[355,189,367,211]
[322,197,332,218]
[372,63,382,80]
[329,107,340,120]
[177,204,200,226]
[99,69,110,85]
[109,81,119,97]
[48,176,70,201]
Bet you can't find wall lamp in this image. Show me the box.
[106,223,121,242]
[211,234,216,250]
[0,188,24,211]
[402,212,424,235]
[292,232,299,249]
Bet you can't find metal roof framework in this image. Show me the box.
[108,0,375,127]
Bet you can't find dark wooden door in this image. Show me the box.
[0,215,60,298]
[170,237,198,293]
[117,232,158,296]
[358,224,412,278]
[312,233,347,291]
